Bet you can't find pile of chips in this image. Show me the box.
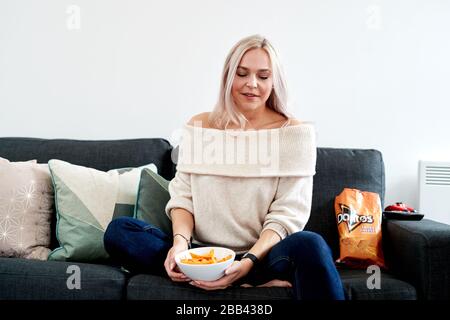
[180,249,232,265]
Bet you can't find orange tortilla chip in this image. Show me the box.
[180,250,232,265]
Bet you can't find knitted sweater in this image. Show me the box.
[165,122,317,254]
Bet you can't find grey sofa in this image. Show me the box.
[0,137,449,300]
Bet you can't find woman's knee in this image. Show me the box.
[103,216,144,252]
[288,231,333,262]
[105,217,133,240]
[104,217,170,257]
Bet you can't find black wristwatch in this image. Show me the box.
[241,252,259,265]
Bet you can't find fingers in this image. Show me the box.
[224,266,237,276]
[189,261,244,290]
[164,254,191,282]
[168,269,191,282]
[170,272,191,282]
[167,262,190,282]
[189,273,236,290]
[224,261,241,275]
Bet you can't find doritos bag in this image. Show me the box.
[335,188,386,269]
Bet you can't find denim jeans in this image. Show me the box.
[104,216,345,300]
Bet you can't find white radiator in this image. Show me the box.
[419,161,450,225]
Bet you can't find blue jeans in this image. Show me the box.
[104,217,345,300]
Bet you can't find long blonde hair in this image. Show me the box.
[209,34,291,130]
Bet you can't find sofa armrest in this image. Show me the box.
[383,219,450,300]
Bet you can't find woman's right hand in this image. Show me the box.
[164,239,191,282]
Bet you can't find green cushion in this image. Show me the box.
[134,168,173,237]
[47,159,157,262]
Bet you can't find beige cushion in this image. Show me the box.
[0,157,53,260]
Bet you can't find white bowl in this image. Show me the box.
[175,247,236,281]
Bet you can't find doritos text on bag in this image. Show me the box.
[335,188,386,269]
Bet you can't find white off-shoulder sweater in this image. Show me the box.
[165,122,317,254]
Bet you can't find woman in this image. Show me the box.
[104,34,345,300]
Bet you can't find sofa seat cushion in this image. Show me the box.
[126,270,417,300]
[0,257,127,300]
[127,274,294,300]
[338,268,417,300]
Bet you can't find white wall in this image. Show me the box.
[1,0,449,223]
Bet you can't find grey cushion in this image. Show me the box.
[0,257,127,300]
[134,168,173,237]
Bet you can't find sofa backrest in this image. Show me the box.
[0,138,385,259]
[0,137,176,180]
[308,148,385,259]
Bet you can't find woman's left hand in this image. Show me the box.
[189,259,253,291]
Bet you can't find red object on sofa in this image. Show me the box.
[384,202,417,213]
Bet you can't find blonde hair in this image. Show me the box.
[209,34,292,130]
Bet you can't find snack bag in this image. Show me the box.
[335,188,386,269]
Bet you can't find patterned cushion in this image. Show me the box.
[134,168,172,237]
[0,157,53,260]
[47,159,157,262]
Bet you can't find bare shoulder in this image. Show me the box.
[187,112,212,127]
